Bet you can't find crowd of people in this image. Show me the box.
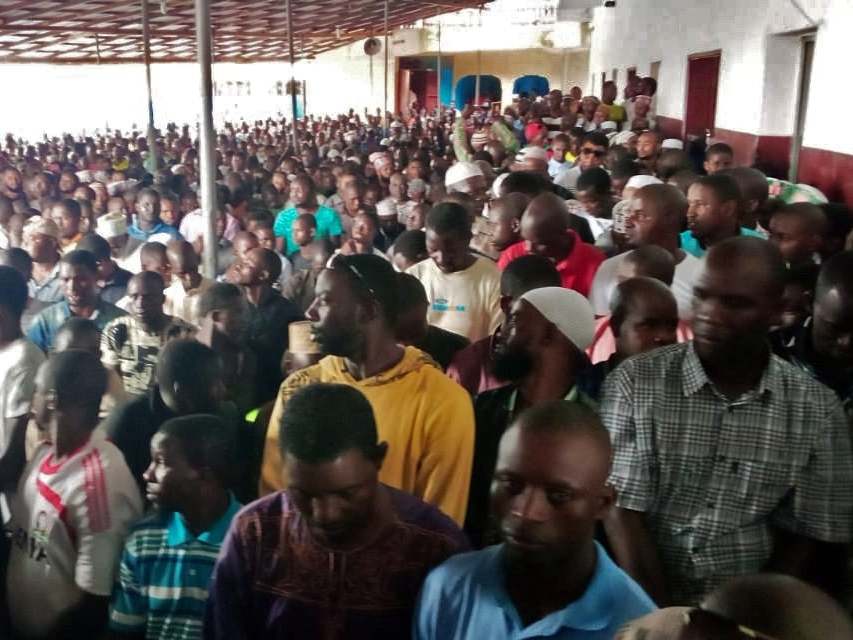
[0,71,852,640]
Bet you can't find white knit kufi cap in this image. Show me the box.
[96,211,129,239]
[515,146,548,162]
[376,199,398,218]
[661,138,684,150]
[445,161,484,189]
[519,286,595,351]
[625,174,663,190]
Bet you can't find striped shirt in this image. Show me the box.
[601,342,853,604]
[6,432,142,638]
[109,495,241,639]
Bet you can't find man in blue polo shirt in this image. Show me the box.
[414,401,655,639]
[109,414,240,640]
[682,174,763,258]
[128,188,182,243]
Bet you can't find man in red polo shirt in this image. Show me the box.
[497,193,604,297]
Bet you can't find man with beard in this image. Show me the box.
[415,402,654,639]
[259,254,474,526]
[448,254,560,396]
[465,287,597,547]
[109,415,240,640]
[602,237,853,605]
[207,384,467,639]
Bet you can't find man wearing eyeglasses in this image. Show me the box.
[554,131,610,195]
[259,253,475,527]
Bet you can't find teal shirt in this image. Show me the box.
[273,205,343,255]
[27,299,126,352]
[109,494,242,640]
[680,227,764,258]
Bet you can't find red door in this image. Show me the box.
[423,69,438,112]
[684,51,721,139]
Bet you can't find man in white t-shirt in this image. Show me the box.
[0,266,46,523]
[589,183,701,319]
[164,239,214,326]
[3,351,142,639]
[407,202,501,343]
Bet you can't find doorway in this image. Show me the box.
[790,33,816,182]
[396,56,451,116]
[683,50,721,141]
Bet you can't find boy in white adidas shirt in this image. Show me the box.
[2,350,142,639]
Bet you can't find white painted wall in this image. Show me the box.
[800,0,853,154]
[587,0,851,155]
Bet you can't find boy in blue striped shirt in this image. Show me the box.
[109,414,240,640]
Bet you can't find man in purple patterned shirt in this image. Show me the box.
[203,383,467,640]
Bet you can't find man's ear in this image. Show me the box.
[595,484,617,520]
[722,199,739,221]
[373,441,389,471]
[510,218,521,233]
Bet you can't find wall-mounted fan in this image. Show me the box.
[364,37,382,56]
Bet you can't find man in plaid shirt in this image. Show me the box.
[601,237,853,605]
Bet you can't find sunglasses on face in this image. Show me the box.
[679,608,780,640]
[581,147,607,158]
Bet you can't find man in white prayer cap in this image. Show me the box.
[97,210,141,272]
[464,286,598,546]
[445,161,487,199]
[511,146,549,175]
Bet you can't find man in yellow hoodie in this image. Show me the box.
[260,253,475,525]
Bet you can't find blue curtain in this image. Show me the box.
[513,75,550,99]
[454,75,502,108]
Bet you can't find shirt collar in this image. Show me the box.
[487,542,617,633]
[681,341,780,399]
[166,493,241,547]
[553,230,582,271]
[507,385,579,413]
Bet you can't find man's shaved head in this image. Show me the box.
[38,350,107,423]
[706,236,787,299]
[523,193,569,234]
[635,183,688,225]
[490,193,530,222]
[816,250,853,299]
[140,241,168,267]
[232,231,259,256]
[723,166,769,206]
[773,202,827,235]
[520,192,575,261]
[619,245,676,285]
[508,400,612,480]
[167,239,198,271]
[702,573,853,640]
